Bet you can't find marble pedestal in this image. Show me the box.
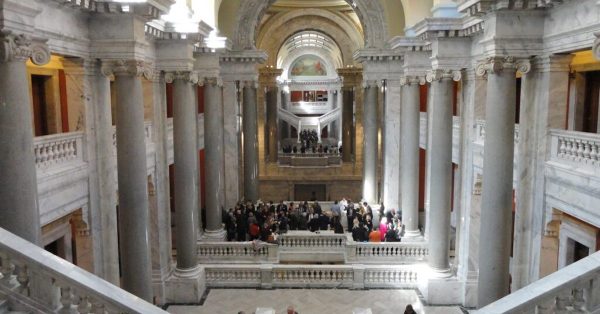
[164,266,206,304]
[201,229,227,241]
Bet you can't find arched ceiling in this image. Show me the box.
[217,0,405,50]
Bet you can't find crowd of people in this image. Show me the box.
[222,198,405,243]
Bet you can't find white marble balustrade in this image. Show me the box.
[197,242,278,263]
[34,132,85,170]
[474,251,600,313]
[0,227,167,314]
[203,264,420,290]
[551,129,600,169]
[346,242,429,263]
[278,232,346,250]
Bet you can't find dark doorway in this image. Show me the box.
[31,75,51,136]
[583,71,600,132]
[294,184,326,201]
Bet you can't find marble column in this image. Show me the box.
[266,86,278,162]
[167,71,200,270]
[104,60,153,301]
[342,88,354,162]
[363,81,378,204]
[63,58,119,284]
[382,79,401,211]
[0,33,48,245]
[512,55,572,291]
[243,81,259,202]
[222,80,241,210]
[203,77,226,239]
[476,57,529,307]
[400,77,423,237]
[425,70,459,275]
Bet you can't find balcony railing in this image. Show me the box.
[204,264,420,289]
[34,132,85,170]
[346,242,429,263]
[0,227,167,314]
[550,129,600,169]
[475,251,600,313]
[197,242,278,263]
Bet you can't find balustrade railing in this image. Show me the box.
[278,232,346,250]
[34,132,85,170]
[346,242,428,263]
[204,264,419,289]
[0,227,167,314]
[475,251,600,313]
[550,129,600,168]
[197,242,278,263]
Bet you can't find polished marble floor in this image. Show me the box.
[166,289,464,314]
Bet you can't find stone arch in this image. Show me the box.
[232,0,389,50]
[259,15,357,66]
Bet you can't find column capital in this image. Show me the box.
[242,80,259,89]
[425,69,462,82]
[101,59,153,79]
[201,77,223,87]
[475,56,531,77]
[164,71,199,84]
[593,31,600,61]
[400,75,427,86]
[362,79,382,89]
[0,31,50,65]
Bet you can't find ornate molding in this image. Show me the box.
[362,79,382,89]
[201,77,223,88]
[242,80,259,89]
[399,76,427,86]
[425,69,462,82]
[0,31,49,65]
[475,56,531,77]
[594,32,600,61]
[164,71,199,84]
[101,60,153,79]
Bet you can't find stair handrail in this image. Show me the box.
[0,227,168,314]
[474,251,600,313]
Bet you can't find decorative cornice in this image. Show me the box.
[425,69,462,82]
[164,71,199,84]
[0,31,50,65]
[220,50,268,64]
[353,48,403,63]
[101,59,153,79]
[475,56,531,77]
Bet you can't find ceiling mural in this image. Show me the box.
[290,55,328,76]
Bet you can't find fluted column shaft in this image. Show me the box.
[400,78,422,237]
[203,78,225,239]
[477,57,529,307]
[106,60,153,301]
[426,70,458,274]
[0,33,48,245]
[342,88,354,162]
[266,86,278,162]
[169,72,200,269]
[243,82,259,202]
[363,82,378,204]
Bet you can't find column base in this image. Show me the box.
[402,229,423,241]
[164,265,205,304]
[201,228,226,241]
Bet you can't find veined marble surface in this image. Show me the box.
[166,289,464,314]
